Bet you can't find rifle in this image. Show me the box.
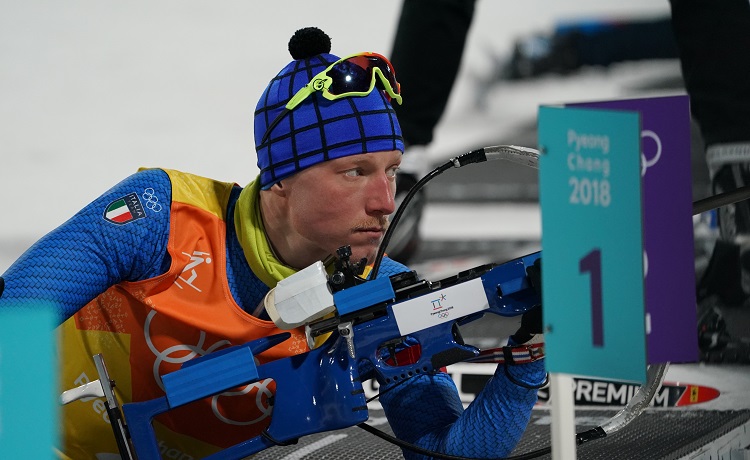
[122,248,541,459]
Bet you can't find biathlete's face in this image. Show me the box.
[283,150,401,266]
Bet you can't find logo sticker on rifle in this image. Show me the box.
[103,192,146,225]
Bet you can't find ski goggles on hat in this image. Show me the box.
[261,52,402,145]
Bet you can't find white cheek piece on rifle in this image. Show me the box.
[264,261,335,329]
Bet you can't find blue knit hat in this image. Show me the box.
[254,27,404,189]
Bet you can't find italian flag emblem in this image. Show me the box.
[103,192,146,225]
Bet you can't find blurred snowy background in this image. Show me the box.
[0,0,676,275]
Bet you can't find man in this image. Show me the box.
[0,27,545,459]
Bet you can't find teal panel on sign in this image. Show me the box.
[538,105,646,384]
[0,307,58,458]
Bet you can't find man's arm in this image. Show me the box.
[380,359,545,459]
[0,168,172,322]
[378,260,545,459]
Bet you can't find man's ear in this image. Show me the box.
[268,180,286,197]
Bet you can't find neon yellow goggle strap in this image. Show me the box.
[285,53,403,110]
[260,53,402,145]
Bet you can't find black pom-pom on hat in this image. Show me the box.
[288,27,332,60]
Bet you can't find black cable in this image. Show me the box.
[372,145,750,278]
[371,147,489,279]
[692,184,750,215]
[370,160,454,279]
[261,429,299,447]
[359,398,607,460]
[357,422,552,460]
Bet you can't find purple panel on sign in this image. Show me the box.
[572,95,698,364]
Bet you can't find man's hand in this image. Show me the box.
[526,257,541,297]
[512,259,542,344]
[512,304,542,344]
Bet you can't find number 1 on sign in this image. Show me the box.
[580,249,603,347]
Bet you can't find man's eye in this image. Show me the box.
[386,167,400,178]
[344,169,362,177]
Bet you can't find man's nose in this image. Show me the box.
[366,173,396,216]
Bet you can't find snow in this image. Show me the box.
[0,0,670,258]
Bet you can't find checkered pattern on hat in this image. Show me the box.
[254,53,404,189]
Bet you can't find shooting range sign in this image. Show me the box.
[0,308,57,458]
[571,95,697,364]
[539,105,647,384]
